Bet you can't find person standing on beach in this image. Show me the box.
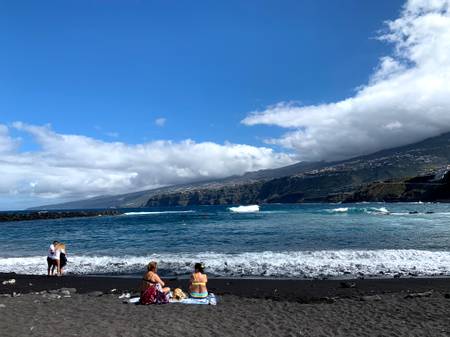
[55,243,67,276]
[47,241,58,276]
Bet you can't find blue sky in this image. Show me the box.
[2,0,450,209]
[1,0,403,147]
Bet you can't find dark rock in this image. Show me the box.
[0,210,122,223]
[444,293,450,299]
[340,281,356,288]
[404,290,433,299]
[319,297,336,304]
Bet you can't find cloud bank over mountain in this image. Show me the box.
[242,0,450,161]
[0,122,292,207]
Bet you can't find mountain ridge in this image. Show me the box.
[31,132,450,209]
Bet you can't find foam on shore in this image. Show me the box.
[2,249,450,278]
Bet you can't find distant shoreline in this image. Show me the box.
[0,210,122,222]
[3,200,450,222]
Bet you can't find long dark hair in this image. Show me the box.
[194,262,204,273]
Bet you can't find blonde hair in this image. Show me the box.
[56,243,66,252]
[147,261,157,271]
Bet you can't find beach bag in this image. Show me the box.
[140,284,169,305]
[173,288,187,300]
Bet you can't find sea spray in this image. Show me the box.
[2,249,450,278]
[228,205,260,213]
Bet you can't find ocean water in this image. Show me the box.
[2,203,450,279]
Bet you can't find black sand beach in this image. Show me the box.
[1,273,450,336]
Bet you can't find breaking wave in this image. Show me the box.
[123,211,195,216]
[327,207,390,215]
[228,205,260,213]
[2,249,450,278]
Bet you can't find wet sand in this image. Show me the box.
[1,273,450,336]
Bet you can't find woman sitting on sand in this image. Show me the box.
[140,261,170,304]
[189,262,208,299]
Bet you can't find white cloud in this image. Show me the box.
[0,123,293,208]
[0,125,19,153]
[155,117,166,127]
[242,0,450,161]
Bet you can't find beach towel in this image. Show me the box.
[170,293,217,305]
[127,293,217,305]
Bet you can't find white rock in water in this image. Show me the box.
[0,304,6,308]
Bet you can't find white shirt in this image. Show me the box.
[48,244,56,259]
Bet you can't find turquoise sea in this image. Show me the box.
[1,203,450,278]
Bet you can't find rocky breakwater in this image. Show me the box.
[0,209,122,222]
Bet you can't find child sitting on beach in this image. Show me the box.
[189,263,208,299]
[140,261,170,304]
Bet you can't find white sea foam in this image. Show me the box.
[330,207,349,213]
[228,205,260,213]
[2,250,450,278]
[328,207,390,215]
[123,211,195,216]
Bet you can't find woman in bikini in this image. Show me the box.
[189,262,208,299]
[140,261,170,304]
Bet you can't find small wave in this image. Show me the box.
[2,249,450,278]
[327,207,389,215]
[229,205,260,213]
[123,211,195,216]
[330,207,349,213]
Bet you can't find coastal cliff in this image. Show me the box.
[32,132,450,209]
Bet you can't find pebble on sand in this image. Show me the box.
[2,279,16,285]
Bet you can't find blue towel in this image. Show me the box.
[170,293,217,305]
